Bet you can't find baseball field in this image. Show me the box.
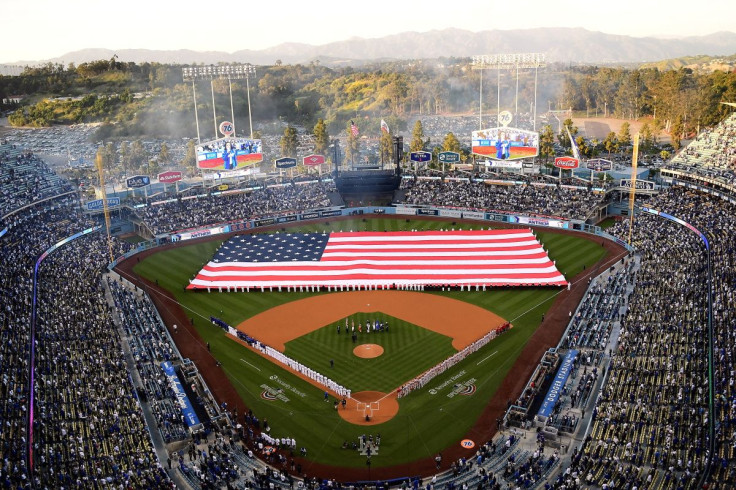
[128,217,615,477]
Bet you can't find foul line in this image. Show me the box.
[240,359,261,371]
[477,351,498,366]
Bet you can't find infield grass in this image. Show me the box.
[285,316,456,393]
[132,217,608,468]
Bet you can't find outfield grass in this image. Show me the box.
[132,218,607,468]
[285,317,456,393]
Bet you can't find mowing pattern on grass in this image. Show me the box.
[284,316,456,393]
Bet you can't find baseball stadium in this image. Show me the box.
[0,51,735,490]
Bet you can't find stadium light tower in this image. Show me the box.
[471,53,545,130]
[183,64,257,141]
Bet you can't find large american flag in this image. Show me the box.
[187,229,567,290]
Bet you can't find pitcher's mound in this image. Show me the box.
[337,391,399,426]
[353,344,384,359]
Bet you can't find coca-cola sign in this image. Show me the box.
[554,157,579,169]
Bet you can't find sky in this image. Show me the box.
[2,0,735,63]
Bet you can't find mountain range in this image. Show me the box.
[4,27,736,69]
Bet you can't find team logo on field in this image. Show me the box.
[260,384,290,402]
[447,378,477,398]
[458,384,477,396]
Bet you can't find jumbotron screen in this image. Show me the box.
[196,138,263,170]
[472,127,539,161]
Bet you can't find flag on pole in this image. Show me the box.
[350,120,359,137]
[187,229,568,289]
[381,119,390,134]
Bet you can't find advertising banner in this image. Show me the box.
[86,198,120,211]
[409,151,432,163]
[438,151,460,163]
[554,157,579,169]
[538,350,578,417]
[197,138,263,170]
[127,175,150,188]
[219,121,234,137]
[320,209,343,218]
[586,158,612,171]
[172,226,228,242]
[158,171,183,183]
[508,215,567,229]
[303,154,325,166]
[417,208,439,216]
[161,361,200,427]
[255,217,276,227]
[620,179,654,190]
[482,160,523,170]
[275,157,297,169]
[438,209,464,218]
[472,127,539,160]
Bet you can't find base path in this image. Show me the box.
[236,290,505,351]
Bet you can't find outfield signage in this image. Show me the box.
[508,215,567,229]
[620,179,655,190]
[275,157,297,169]
[586,158,612,171]
[483,160,523,169]
[438,151,460,163]
[303,154,325,166]
[417,208,439,216]
[158,171,183,183]
[538,350,578,417]
[172,226,228,242]
[409,151,432,163]
[161,361,200,427]
[394,206,417,215]
[255,217,276,227]
[127,175,151,188]
[86,198,120,211]
[554,157,579,169]
[277,214,297,223]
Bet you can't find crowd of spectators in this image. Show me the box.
[139,180,337,235]
[0,141,74,217]
[400,176,603,220]
[549,188,719,489]
[108,280,190,444]
[664,113,736,189]
[0,191,171,487]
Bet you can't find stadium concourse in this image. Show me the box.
[0,109,735,490]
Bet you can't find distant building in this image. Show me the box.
[2,95,25,104]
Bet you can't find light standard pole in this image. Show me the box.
[244,64,256,139]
